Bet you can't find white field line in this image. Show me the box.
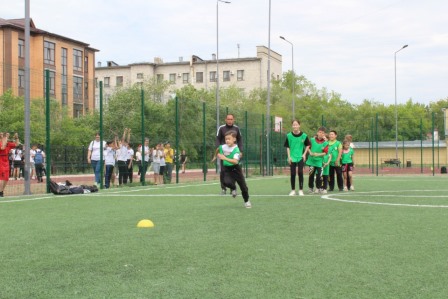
[0,176,284,204]
[322,190,448,208]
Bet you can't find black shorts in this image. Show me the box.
[342,163,354,172]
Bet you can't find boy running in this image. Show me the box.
[212,131,251,208]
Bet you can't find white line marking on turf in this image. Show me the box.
[321,190,448,208]
[0,176,284,204]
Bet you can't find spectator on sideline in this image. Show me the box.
[104,137,118,189]
[180,150,188,174]
[34,145,46,183]
[152,144,162,185]
[216,114,243,195]
[138,138,151,183]
[0,132,20,197]
[164,142,174,183]
[117,128,131,186]
[87,132,106,186]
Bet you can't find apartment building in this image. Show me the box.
[0,18,98,117]
[95,45,282,105]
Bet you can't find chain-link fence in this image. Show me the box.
[1,68,447,197]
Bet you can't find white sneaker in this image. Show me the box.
[321,189,327,194]
[289,190,296,196]
[298,190,304,196]
[244,201,252,208]
[350,186,355,191]
[308,188,314,194]
[231,189,237,198]
[314,189,321,194]
[343,187,348,191]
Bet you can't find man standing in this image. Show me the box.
[0,132,20,197]
[216,114,243,195]
[328,130,343,192]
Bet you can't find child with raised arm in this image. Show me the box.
[284,119,310,196]
[212,131,251,208]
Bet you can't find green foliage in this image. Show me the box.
[1,73,447,149]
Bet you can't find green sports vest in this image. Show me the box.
[306,138,328,167]
[219,145,240,167]
[341,148,354,164]
[328,140,342,165]
[286,132,308,163]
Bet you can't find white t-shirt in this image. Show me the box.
[104,147,116,166]
[127,148,134,161]
[14,149,22,161]
[135,151,142,162]
[139,145,151,162]
[152,149,162,164]
[30,149,36,163]
[89,140,107,161]
[117,145,128,162]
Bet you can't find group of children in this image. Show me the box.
[90,128,179,189]
[210,120,355,209]
[285,120,355,196]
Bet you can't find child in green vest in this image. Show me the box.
[212,131,251,208]
[321,134,332,194]
[305,127,329,194]
[284,120,310,196]
[341,140,355,191]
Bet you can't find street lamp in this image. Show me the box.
[216,0,231,130]
[280,36,295,120]
[394,44,408,159]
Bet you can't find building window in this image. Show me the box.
[73,49,83,72]
[169,73,176,84]
[104,77,110,87]
[116,76,123,87]
[61,74,67,106]
[137,73,144,79]
[196,72,203,83]
[61,48,68,106]
[44,41,55,65]
[43,70,56,95]
[182,73,189,84]
[84,81,89,100]
[73,76,83,102]
[18,69,25,88]
[210,71,217,82]
[73,103,83,118]
[84,56,89,73]
[18,39,25,58]
[157,74,164,83]
[223,71,230,82]
[237,70,244,81]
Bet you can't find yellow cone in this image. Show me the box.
[137,219,154,228]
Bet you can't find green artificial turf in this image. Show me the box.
[1,175,448,298]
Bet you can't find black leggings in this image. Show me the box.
[308,166,323,190]
[290,160,304,190]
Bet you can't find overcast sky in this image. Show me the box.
[2,0,447,105]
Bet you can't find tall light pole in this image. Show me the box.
[280,36,295,120]
[394,44,408,159]
[216,0,231,130]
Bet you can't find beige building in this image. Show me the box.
[0,18,98,117]
[94,45,282,105]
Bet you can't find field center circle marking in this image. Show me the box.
[321,190,448,208]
